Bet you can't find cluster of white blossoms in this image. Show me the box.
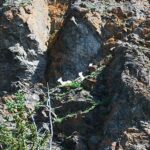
[57,63,96,85]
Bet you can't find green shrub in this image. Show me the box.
[67,81,81,88]
[60,81,81,89]
[0,92,50,150]
[6,92,25,113]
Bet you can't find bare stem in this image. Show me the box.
[47,83,53,150]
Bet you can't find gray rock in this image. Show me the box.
[47,7,101,84]
[0,0,50,92]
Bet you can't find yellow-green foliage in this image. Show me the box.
[65,81,81,89]
[0,92,50,150]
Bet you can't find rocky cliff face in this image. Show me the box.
[95,43,150,150]
[45,0,150,149]
[47,0,150,85]
[0,0,50,93]
[0,0,150,150]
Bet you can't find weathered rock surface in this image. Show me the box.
[0,0,50,92]
[45,0,150,149]
[47,0,150,85]
[0,0,150,150]
[47,2,102,84]
[95,43,150,150]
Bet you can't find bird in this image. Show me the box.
[78,72,85,80]
[57,77,72,85]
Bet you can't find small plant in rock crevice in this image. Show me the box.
[6,92,26,113]
[54,100,101,124]
[65,81,81,89]
[0,92,50,150]
[88,65,105,79]
[53,97,112,125]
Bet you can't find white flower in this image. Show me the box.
[78,72,85,80]
[57,77,72,85]
[89,63,93,67]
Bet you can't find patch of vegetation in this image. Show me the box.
[54,100,99,124]
[59,81,82,89]
[54,97,112,125]
[0,92,50,150]
[66,81,81,89]
[89,65,105,79]
[54,113,77,124]
[6,92,26,113]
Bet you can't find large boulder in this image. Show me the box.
[47,1,102,84]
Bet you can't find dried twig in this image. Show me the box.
[47,83,53,150]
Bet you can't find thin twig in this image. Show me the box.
[28,109,40,150]
[47,83,53,150]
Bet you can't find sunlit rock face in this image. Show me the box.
[47,10,102,84]
[0,0,50,92]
